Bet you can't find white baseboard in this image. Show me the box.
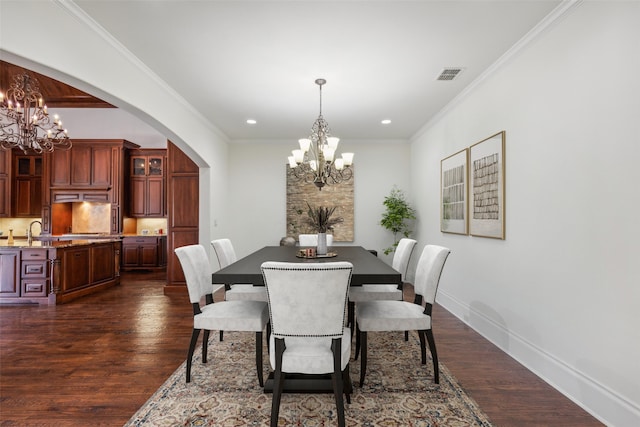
[436,290,640,427]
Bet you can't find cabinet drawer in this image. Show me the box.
[22,261,47,278]
[21,249,47,260]
[22,279,48,296]
[123,237,157,244]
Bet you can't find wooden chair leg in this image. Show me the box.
[425,329,439,384]
[343,363,353,404]
[256,331,264,387]
[271,338,286,427]
[202,329,210,363]
[359,331,368,387]
[418,329,427,364]
[219,330,224,341]
[266,322,271,352]
[354,323,361,360]
[186,328,200,383]
[348,301,355,339]
[405,330,409,341]
[331,339,345,427]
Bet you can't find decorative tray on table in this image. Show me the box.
[296,250,338,259]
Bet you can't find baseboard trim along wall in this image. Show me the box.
[436,290,640,427]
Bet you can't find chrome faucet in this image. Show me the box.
[28,220,42,245]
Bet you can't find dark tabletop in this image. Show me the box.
[211,246,401,287]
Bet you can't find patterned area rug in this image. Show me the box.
[125,331,493,426]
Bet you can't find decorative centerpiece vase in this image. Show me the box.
[317,232,328,255]
[306,202,343,257]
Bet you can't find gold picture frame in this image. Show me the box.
[440,148,468,235]
[469,131,506,239]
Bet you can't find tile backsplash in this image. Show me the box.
[0,218,40,238]
[72,202,110,233]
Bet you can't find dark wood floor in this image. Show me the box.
[0,271,602,426]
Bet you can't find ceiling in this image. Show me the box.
[5,1,562,142]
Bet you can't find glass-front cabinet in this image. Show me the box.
[129,150,166,218]
[132,156,163,177]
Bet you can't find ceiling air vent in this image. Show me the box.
[436,68,464,81]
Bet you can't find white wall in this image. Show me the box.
[224,140,411,263]
[410,2,640,425]
[59,109,167,148]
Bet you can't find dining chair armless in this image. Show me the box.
[212,238,269,302]
[261,261,353,427]
[212,238,269,342]
[175,244,269,386]
[355,244,450,387]
[348,238,417,338]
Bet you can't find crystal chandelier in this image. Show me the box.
[0,72,71,153]
[288,78,353,190]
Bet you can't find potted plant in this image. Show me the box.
[306,202,343,254]
[380,186,416,255]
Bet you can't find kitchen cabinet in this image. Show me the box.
[0,249,20,297]
[129,150,166,217]
[43,139,139,235]
[49,144,112,188]
[12,153,43,217]
[61,246,90,291]
[0,240,121,305]
[122,235,166,270]
[0,149,10,217]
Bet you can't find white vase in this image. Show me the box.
[317,232,327,255]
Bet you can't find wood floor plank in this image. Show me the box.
[0,272,602,426]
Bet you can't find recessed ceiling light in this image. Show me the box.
[246,119,257,125]
[381,119,391,125]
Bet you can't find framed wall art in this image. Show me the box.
[440,148,468,235]
[469,131,505,239]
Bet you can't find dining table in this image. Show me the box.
[211,245,402,393]
[211,245,401,287]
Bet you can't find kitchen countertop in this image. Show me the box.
[0,239,122,249]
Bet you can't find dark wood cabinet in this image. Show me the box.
[61,247,90,291]
[50,144,113,189]
[122,236,166,270]
[0,149,11,217]
[12,154,43,217]
[43,139,139,235]
[166,141,199,293]
[128,150,166,218]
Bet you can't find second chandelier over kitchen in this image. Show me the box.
[288,78,353,190]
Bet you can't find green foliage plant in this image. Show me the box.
[380,186,416,255]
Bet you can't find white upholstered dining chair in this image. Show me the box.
[261,261,353,427]
[355,244,450,386]
[298,233,334,247]
[348,238,417,337]
[175,244,269,385]
[212,239,269,302]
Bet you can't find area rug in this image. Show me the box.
[124,331,493,426]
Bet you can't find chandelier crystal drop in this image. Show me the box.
[288,78,353,190]
[0,72,71,153]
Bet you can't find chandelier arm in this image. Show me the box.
[0,72,71,153]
